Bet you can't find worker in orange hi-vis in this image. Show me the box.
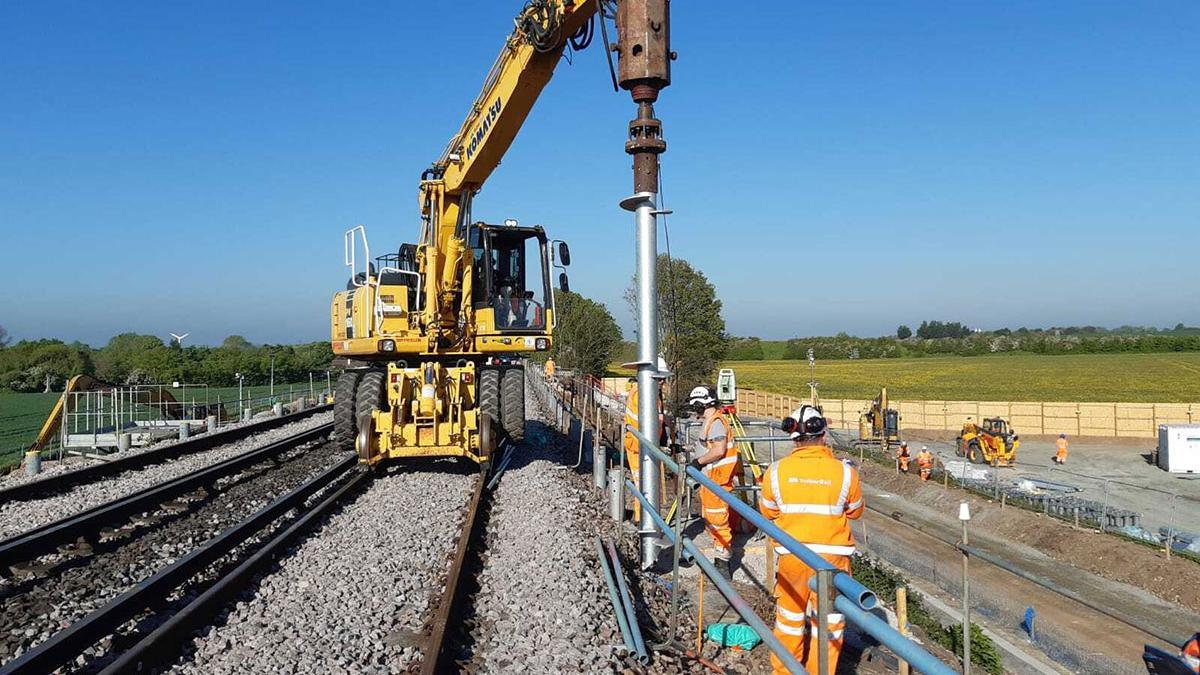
[760,405,863,675]
[622,379,666,521]
[685,385,740,577]
[1055,433,1069,465]
[1181,631,1199,673]
[897,441,911,473]
[916,445,934,481]
[543,357,555,379]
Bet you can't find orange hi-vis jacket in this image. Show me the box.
[700,413,739,485]
[759,445,863,556]
[916,450,933,469]
[1056,437,1068,456]
[623,383,664,471]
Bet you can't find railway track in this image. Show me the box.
[0,405,331,505]
[0,423,353,673]
[1,377,616,673]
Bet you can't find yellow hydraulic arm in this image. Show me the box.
[416,0,600,350]
[28,374,111,454]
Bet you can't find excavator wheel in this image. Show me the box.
[500,367,525,444]
[967,441,983,464]
[356,370,387,422]
[479,368,500,430]
[954,438,966,457]
[332,371,363,452]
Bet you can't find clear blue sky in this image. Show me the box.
[2,1,1197,346]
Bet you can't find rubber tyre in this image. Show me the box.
[500,367,525,444]
[479,368,500,430]
[955,438,966,457]
[967,441,983,464]
[333,372,362,451]
[356,370,387,424]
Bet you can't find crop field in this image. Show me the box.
[726,352,1200,403]
[0,382,325,471]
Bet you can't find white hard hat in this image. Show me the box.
[922,445,928,450]
[687,385,716,408]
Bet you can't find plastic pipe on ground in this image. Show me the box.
[628,426,876,610]
[605,539,650,664]
[595,537,636,657]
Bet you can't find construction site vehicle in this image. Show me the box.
[857,387,900,446]
[957,417,1020,466]
[330,1,667,468]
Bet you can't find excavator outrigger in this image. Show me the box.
[330,0,672,469]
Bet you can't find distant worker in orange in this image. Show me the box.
[897,441,911,473]
[685,385,740,577]
[543,357,555,379]
[760,405,863,675]
[1055,433,1069,465]
[623,378,666,521]
[916,445,934,481]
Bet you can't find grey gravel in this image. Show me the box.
[170,465,475,674]
[0,412,332,541]
[0,437,346,666]
[453,371,618,673]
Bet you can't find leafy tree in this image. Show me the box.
[896,325,912,339]
[727,337,764,361]
[221,335,254,350]
[626,255,729,413]
[0,325,9,348]
[548,290,623,378]
[0,340,93,392]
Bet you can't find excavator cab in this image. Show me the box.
[469,222,555,334]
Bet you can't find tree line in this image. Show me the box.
[724,323,1200,362]
[0,331,333,393]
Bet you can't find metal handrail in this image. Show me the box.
[625,423,956,675]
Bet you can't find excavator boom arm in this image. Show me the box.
[433,0,599,198]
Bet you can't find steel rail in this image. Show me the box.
[0,423,332,570]
[99,464,370,674]
[0,404,331,504]
[420,470,489,675]
[0,452,356,675]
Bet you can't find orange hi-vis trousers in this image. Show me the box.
[699,483,740,556]
[772,552,852,675]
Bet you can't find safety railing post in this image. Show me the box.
[897,586,911,675]
[816,567,834,675]
[593,401,606,490]
[1166,493,1177,560]
[1100,480,1110,532]
[960,501,972,675]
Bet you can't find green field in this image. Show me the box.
[727,352,1200,403]
[0,382,325,470]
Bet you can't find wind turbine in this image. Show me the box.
[170,332,190,347]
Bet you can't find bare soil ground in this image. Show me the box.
[854,457,1200,615]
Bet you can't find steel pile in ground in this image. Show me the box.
[0,423,331,571]
[0,405,331,504]
[0,452,356,675]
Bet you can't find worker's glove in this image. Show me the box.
[687,458,704,473]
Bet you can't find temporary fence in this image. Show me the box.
[535,369,955,675]
[736,388,1200,440]
[1,382,332,474]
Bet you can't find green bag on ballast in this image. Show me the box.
[705,622,763,651]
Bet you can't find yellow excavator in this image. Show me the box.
[857,387,901,447]
[330,0,672,468]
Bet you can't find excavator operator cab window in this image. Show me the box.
[470,224,550,332]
